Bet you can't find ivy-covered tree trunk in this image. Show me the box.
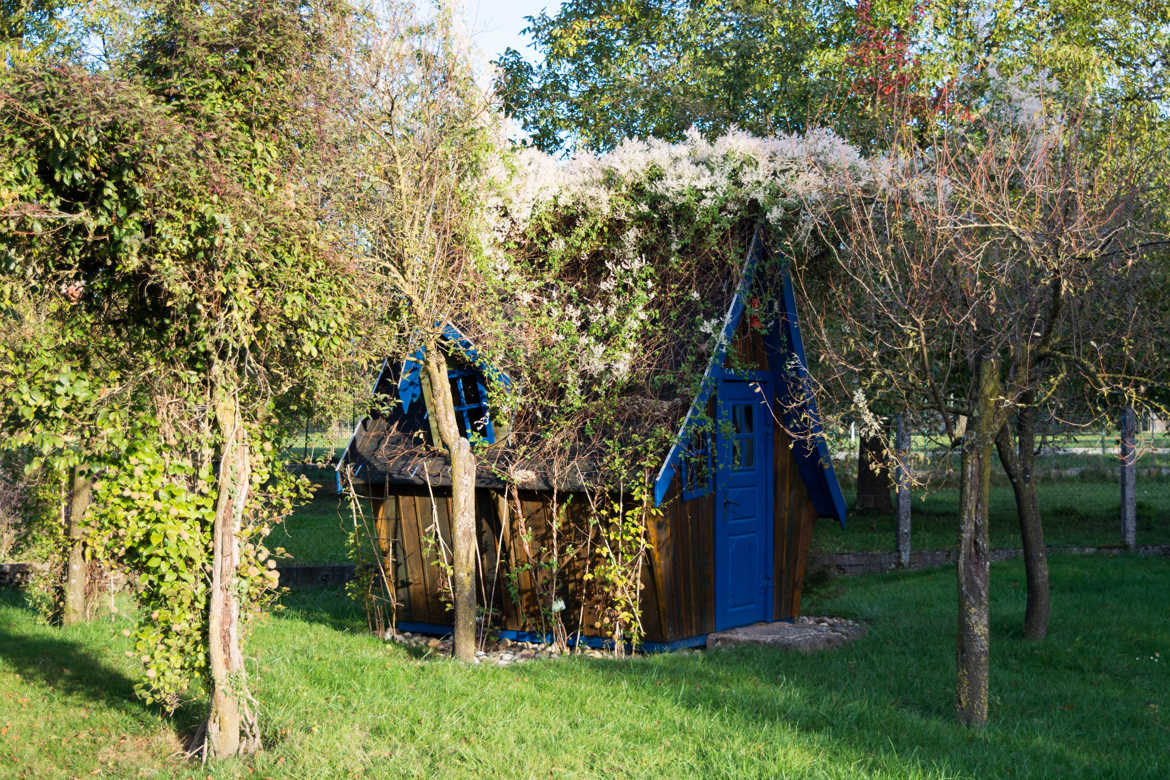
[856,424,893,513]
[956,356,999,727]
[205,379,260,758]
[62,466,92,627]
[995,402,1049,640]
[423,347,477,662]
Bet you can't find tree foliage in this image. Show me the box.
[494,0,859,153]
[496,0,1170,159]
[1,0,368,757]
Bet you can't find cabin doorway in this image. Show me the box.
[713,377,774,631]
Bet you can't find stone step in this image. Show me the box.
[707,616,866,652]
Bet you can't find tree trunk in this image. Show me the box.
[62,467,93,627]
[1120,406,1137,549]
[204,379,261,759]
[995,402,1049,640]
[956,356,998,727]
[856,422,894,514]
[451,438,477,660]
[894,414,911,567]
[422,346,477,662]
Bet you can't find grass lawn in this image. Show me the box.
[2,554,1167,778]
[268,492,352,565]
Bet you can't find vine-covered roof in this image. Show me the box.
[343,128,865,504]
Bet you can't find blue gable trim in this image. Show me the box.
[772,270,848,528]
[398,323,512,416]
[653,228,766,505]
[652,234,847,528]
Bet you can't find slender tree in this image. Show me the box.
[993,400,1048,637]
[894,412,911,566]
[796,97,1161,724]
[332,0,501,662]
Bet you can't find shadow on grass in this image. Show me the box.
[252,557,1165,776]
[0,592,146,715]
[532,641,1099,776]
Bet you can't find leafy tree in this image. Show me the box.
[494,0,858,153]
[0,55,175,625]
[1,0,73,57]
[886,0,1169,641]
[332,0,504,662]
[495,0,1169,159]
[1,0,364,758]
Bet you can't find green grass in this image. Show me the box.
[827,434,1170,480]
[814,478,1170,554]
[284,429,349,467]
[3,556,1170,778]
[269,493,352,565]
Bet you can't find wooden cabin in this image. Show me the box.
[338,231,847,649]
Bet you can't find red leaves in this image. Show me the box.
[846,0,959,125]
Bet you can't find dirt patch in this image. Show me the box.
[384,631,621,666]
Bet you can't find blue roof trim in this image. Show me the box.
[398,347,425,415]
[398,323,512,415]
[773,269,848,528]
[653,228,766,506]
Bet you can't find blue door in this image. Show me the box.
[714,378,774,630]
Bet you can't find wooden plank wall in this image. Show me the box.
[370,488,614,636]
[370,453,815,640]
[649,484,716,642]
[772,426,817,619]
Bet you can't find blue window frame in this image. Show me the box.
[681,426,712,500]
[447,369,495,444]
[730,403,755,471]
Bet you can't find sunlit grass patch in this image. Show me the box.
[3,555,1168,777]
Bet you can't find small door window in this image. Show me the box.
[731,403,755,471]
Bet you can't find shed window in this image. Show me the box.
[447,369,494,444]
[730,403,755,470]
[681,426,712,500]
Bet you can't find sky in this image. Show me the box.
[462,0,563,63]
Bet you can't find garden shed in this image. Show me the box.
[338,226,847,649]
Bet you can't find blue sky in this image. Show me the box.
[463,0,563,63]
